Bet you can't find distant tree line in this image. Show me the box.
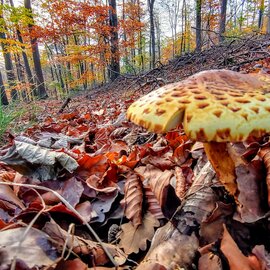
[0,0,269,105]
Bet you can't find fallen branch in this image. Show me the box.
[58,97,71,113]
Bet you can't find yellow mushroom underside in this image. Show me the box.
[127,69,270,142]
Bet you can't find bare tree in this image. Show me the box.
[108,0,120,81]
[148,0,156,68]
[24,0,48,99]
[154,13,161,62]
[9,0,35,98]
[0,0,17,101]
[219,0,227,42]
[159,0,180,57]
[267,0,270,33]
[258,0,265,29]
[0,71,8,105]
[195,0,202,52]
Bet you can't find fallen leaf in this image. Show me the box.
[0,227,58,268]
[135,164,173,209]
[0,183,25,210]
[44,221,126,265]
[258,147,270,207]
[234,162,265,222]
[252,245,270,270]
[121,171,143,227]
[55,258,87,270]
[0,140,78,181]
[198,253,222,270]
[220,225,260,270]
[119,212,159,254]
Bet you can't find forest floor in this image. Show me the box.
[0,34,270,270]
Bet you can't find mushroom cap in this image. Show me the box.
[127,69,270,142]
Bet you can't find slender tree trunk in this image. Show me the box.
[148,0,155,68]
[9,0,35,99]
[154,16,161,62]
[0,0,17,101]
[17,29,35,93]
[195,0,202,52]
[137,0,144,72]
[108,0,120,81]
[0,71,8,105]
[259,0,265,29]
[24,0,48,99]
[53,44,66,92]
[219,0,227,42]
[267,0,270,34]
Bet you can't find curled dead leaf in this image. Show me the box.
[258,147,270,207]
[121,171,143,227]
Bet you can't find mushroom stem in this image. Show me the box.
[203,142,237,195]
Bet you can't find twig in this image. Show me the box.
[58,97,71,113]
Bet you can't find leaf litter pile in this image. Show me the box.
[1,71,270,270]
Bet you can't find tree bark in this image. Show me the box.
[195,0,202,52]
[148,0,155,68]
[258,0,265,29]
[108,0,120,81]
[0,71,8,105]
[24,0,48,99]
[219,0,227,43]
[267,0,270,34]
[9,0,35,98]
[0,0,17,101]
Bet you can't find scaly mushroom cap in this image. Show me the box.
[127,69,270,142]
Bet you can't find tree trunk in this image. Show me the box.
[9,0,35,99]
[195,0,202,52]
[108,0,120,81]
[267,0,270,34]
[0,71,8,105]
[24,0,48,99]
[148,0,155,68]
[219,0,227,42]
[259,0,265,29]
[0,0,17,101]
[155,16,161,62]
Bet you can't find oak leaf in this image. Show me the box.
[118,212,160,254]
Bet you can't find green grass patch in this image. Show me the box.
[0,101,27,143]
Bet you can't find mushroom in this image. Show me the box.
[127,69,270,195]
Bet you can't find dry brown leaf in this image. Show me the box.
[198,253,222,270]
[144,186,165,220]
[174,166,186,200]
[258,147,270,207]
[118,212,160,254]
[0,140,78,181]
[252,245,270,270]
[0,183,25,210]
[220,225,260,270]
[55,258,88,270]
[122,171,143,227]
[234,162,265,222]
[0,227,58,268]
[43,220,126,266]
[135,164,173,207]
